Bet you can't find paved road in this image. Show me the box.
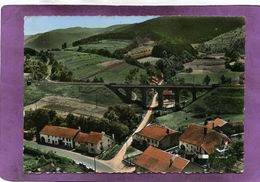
[24,141,115,172]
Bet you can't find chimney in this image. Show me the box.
[204,120,208,126]
[78,126,81,132]
[166,128,170,134]
[204,127,207,135]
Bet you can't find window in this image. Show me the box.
[91,143,94,147]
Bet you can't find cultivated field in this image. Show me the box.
[51,51,113,79]
[89,62,147,83]
[24,95,108,118]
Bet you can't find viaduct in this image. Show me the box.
[106,84,219,110]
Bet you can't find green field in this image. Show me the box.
[175,71,243,85]
[25,83,124,106]
[156,87,244,129]
[89,62,147,83]
[52,51,113,79]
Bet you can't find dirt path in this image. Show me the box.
[104,80,163,172]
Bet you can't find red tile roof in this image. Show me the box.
[179,124,231,154]
[134,146,189,172]
[39,125,79,139]
[136,124,176,141]
[206,118,227,129]
[74,132,103,144]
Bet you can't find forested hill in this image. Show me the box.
[73,16,245,46]
[24,25,127,50]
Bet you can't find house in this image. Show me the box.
[74,131,113,154]
[133,124,181,150]
[134,146,190,172]
[39,125,80,148]
[179,123,232,159]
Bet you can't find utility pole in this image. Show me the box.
[94,156,97,172]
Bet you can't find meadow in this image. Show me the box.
[156,87,244,129]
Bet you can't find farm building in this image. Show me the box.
[133,124,181,150]
[134,146,190,172]
[39,125,80,148]
[179,123,231,159]
[74,131,113,154]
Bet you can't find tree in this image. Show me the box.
[203,75,211,85]
[209,148,237,172]
[220,75,226,84]
[232,141,243,160]
[62,42,67,49]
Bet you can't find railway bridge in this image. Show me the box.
[106,84,218,110]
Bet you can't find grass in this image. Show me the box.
[89,62,147,83]
[184,162,205,173]
[25,83,124,106]
[176,71,243,84]
[156,87,244,129]
[24,146,92,172]
[98,144,122,160]
[184,87,244,114]
[24,82,144,114]
[51,51,113,79]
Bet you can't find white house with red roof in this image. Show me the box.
[39,125,80,148]
[133,124,180,150]
[74,131,113,154]
[179,123,231,159]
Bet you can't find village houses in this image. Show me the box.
[39,125,113,154]
[134,146,190,172]
[179,123,232,159]
[133,124,181,150]
[74,131,113,154]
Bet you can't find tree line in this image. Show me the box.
[24,105,139,143]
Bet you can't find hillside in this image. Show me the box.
[73,16,245,46]
[198,26,245,53]
[24,25,127,50]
